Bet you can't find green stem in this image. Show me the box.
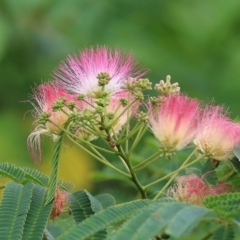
[49,119,117,155]
[153,149,198,200]
[66,134,130,178]
[144,154,205,190]
[108,98,137,130]
[219,169,236,183]
[132,151,161,172]
[117,121,142,145]
[115,144,147,199]
[125,93,132,153]
[45,131,64,205]
[128,125,148,155]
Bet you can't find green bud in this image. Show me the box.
[68,112,81,122]
[106,112,114,120]
[95,98,109,107]
[154,75,180,95]
[67,101,76,110]
[120,98,128,107]
[77,94,85,100]
[52,97,66,111]
[38,112,51,125]
[135,91,144,102]
[82,109,94,121]
[122,77,138,93]
[97,72,111,86]
[137,111,149,123]
[136,78,152,90]
[95,106,104,113]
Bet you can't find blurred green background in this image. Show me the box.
[1,0,240,193]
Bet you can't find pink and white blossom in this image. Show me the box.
[149,94,200,152]
[27,83,77,162]
[194,106,240,160]
[54,46,146,96]
[168,174,232,205]
[168,174,208,205]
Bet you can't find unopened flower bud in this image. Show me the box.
[137,111,149,123]
[136,78,152,90]
[78,94,85,100]
[97,72,111,86]
[38,112,51,125]
[67,101,76,110]
[154,75,180,95]
[50,188,69,220]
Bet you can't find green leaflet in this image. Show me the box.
[94,193,116,211]
[0,163,73,192]
[0,181,53,240]
[109,201,186,240]
[45,131,64,205]
[0,182,33,240]
[69,190,95,224]
[69,190,116,240]
[201,159,218,185]
[233,144,240,161]
[203,192,240,218]
[0,162,25,183]
[165,204,213,238]
[21,167,49,186]
[212,225,235,240]
[22,184,53,240]
[58,199,151,240]
[230,157,240,176]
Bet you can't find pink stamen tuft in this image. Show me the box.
[194,106,240,160]
[149,94,200,151]
[54,46,147,95]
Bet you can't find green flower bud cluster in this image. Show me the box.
[52,97,67,111]
[97,72,111,87]
[154,75,180,95]
[38,112,51,125]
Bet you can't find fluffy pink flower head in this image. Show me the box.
[168,174,209,205]
[168,174,231,205]
[194,106,240,160]
[28,83,77,162]
[54,46,146,96]
[149,94,200,155]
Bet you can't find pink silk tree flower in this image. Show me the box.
[194,106,240,160]
[50,188,69,220]
[54,46,146,96]
[149,94,200,154]
[167,174,209,205]
[27,83,77,162]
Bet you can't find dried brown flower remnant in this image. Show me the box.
[50,188,69,220]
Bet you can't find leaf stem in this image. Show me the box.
[66,134,131,178]
[153,149,198,199]
[132,151,161,172]
[115,144,147,199]
[144,153,205,191]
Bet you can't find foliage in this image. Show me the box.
[1,20,240,238]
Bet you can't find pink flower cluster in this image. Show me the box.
[148,94,240,160]
[28,45,240,163]
[167,174,231,205]
[28,46,146,161]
